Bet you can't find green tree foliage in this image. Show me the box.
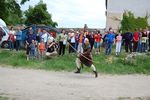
[0,0,22,25]
[24,1,58,27]
[120,11,149,33]
[20,0,29,4]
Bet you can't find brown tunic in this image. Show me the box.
[79,44,93,67]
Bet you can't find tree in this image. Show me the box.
[21,0,30,4]
[120,11,149,33]
[24,0,58,27]
[0,0,22,25]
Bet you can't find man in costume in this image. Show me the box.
[75,38,98,78]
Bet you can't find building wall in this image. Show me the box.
[106,0,150,30]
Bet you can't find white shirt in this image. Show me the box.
[71,36,75,43]
[42,33,48,43]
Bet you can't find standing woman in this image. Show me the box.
[141,29,148,52]
[62,30,68,55]
[94,31,101,54]
[58,30,67,55]
[36,28,43,43]
[133,29,139,52]
[115,33,122,56]
[8,27,16,50]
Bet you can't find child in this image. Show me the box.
[38,39,45,60]
[115,33,122,56]
[29,40,36,60]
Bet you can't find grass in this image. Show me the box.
[0,49,150,74]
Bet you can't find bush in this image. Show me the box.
[120,11,149,33]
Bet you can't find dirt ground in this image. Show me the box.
[0,66,150,100]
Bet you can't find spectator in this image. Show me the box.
[123,29,133,53]
[29,40,36,60]
[141,29,148,52]
[8,31,15,50]
[90,32,95,51]
[75,31,79,51]
[62,31,68,55]
[94,31,102,54]
[86,31,94,52]
[15,27,22,51]
[25,27,36,61]
[69,32,76,53]
[77,30,85,53]
[46,38,57,58]
[133,29,139,52]
[115,33,122,56]
[58,30,67,55]
[38,39,45,60]
[105,29,115,55]
[36,28,43,43]
[42,29,49,48]
[137,28,142,53]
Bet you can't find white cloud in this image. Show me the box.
[20,0,106,28]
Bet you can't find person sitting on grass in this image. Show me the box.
[45,38,58,59]
[74,38,98,78]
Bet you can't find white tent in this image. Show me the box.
[0,18,6,27]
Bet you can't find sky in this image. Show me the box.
[20,0,106,28]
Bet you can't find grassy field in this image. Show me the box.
[0,49,150,74]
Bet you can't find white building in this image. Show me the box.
[106,0,150,30]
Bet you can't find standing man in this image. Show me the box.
[123,29,133,53]
[15,27,22,51]
[105,29,115,55]
[25,27,36,60]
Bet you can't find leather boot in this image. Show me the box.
[93,71,98,78]
[74,68,81,73]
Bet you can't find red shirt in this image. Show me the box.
[8,34,15,42]
[94,34,101,42]
[133,31,139,42]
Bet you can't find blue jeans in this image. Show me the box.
[8,41,14,50]
[105,42,113,55]
[75,42,78,51]
[142,43,147,52]
[137,41,142,53]
[29,50,35,59]
[16,40,21,51]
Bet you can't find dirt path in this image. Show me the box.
[0,66,150,100]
